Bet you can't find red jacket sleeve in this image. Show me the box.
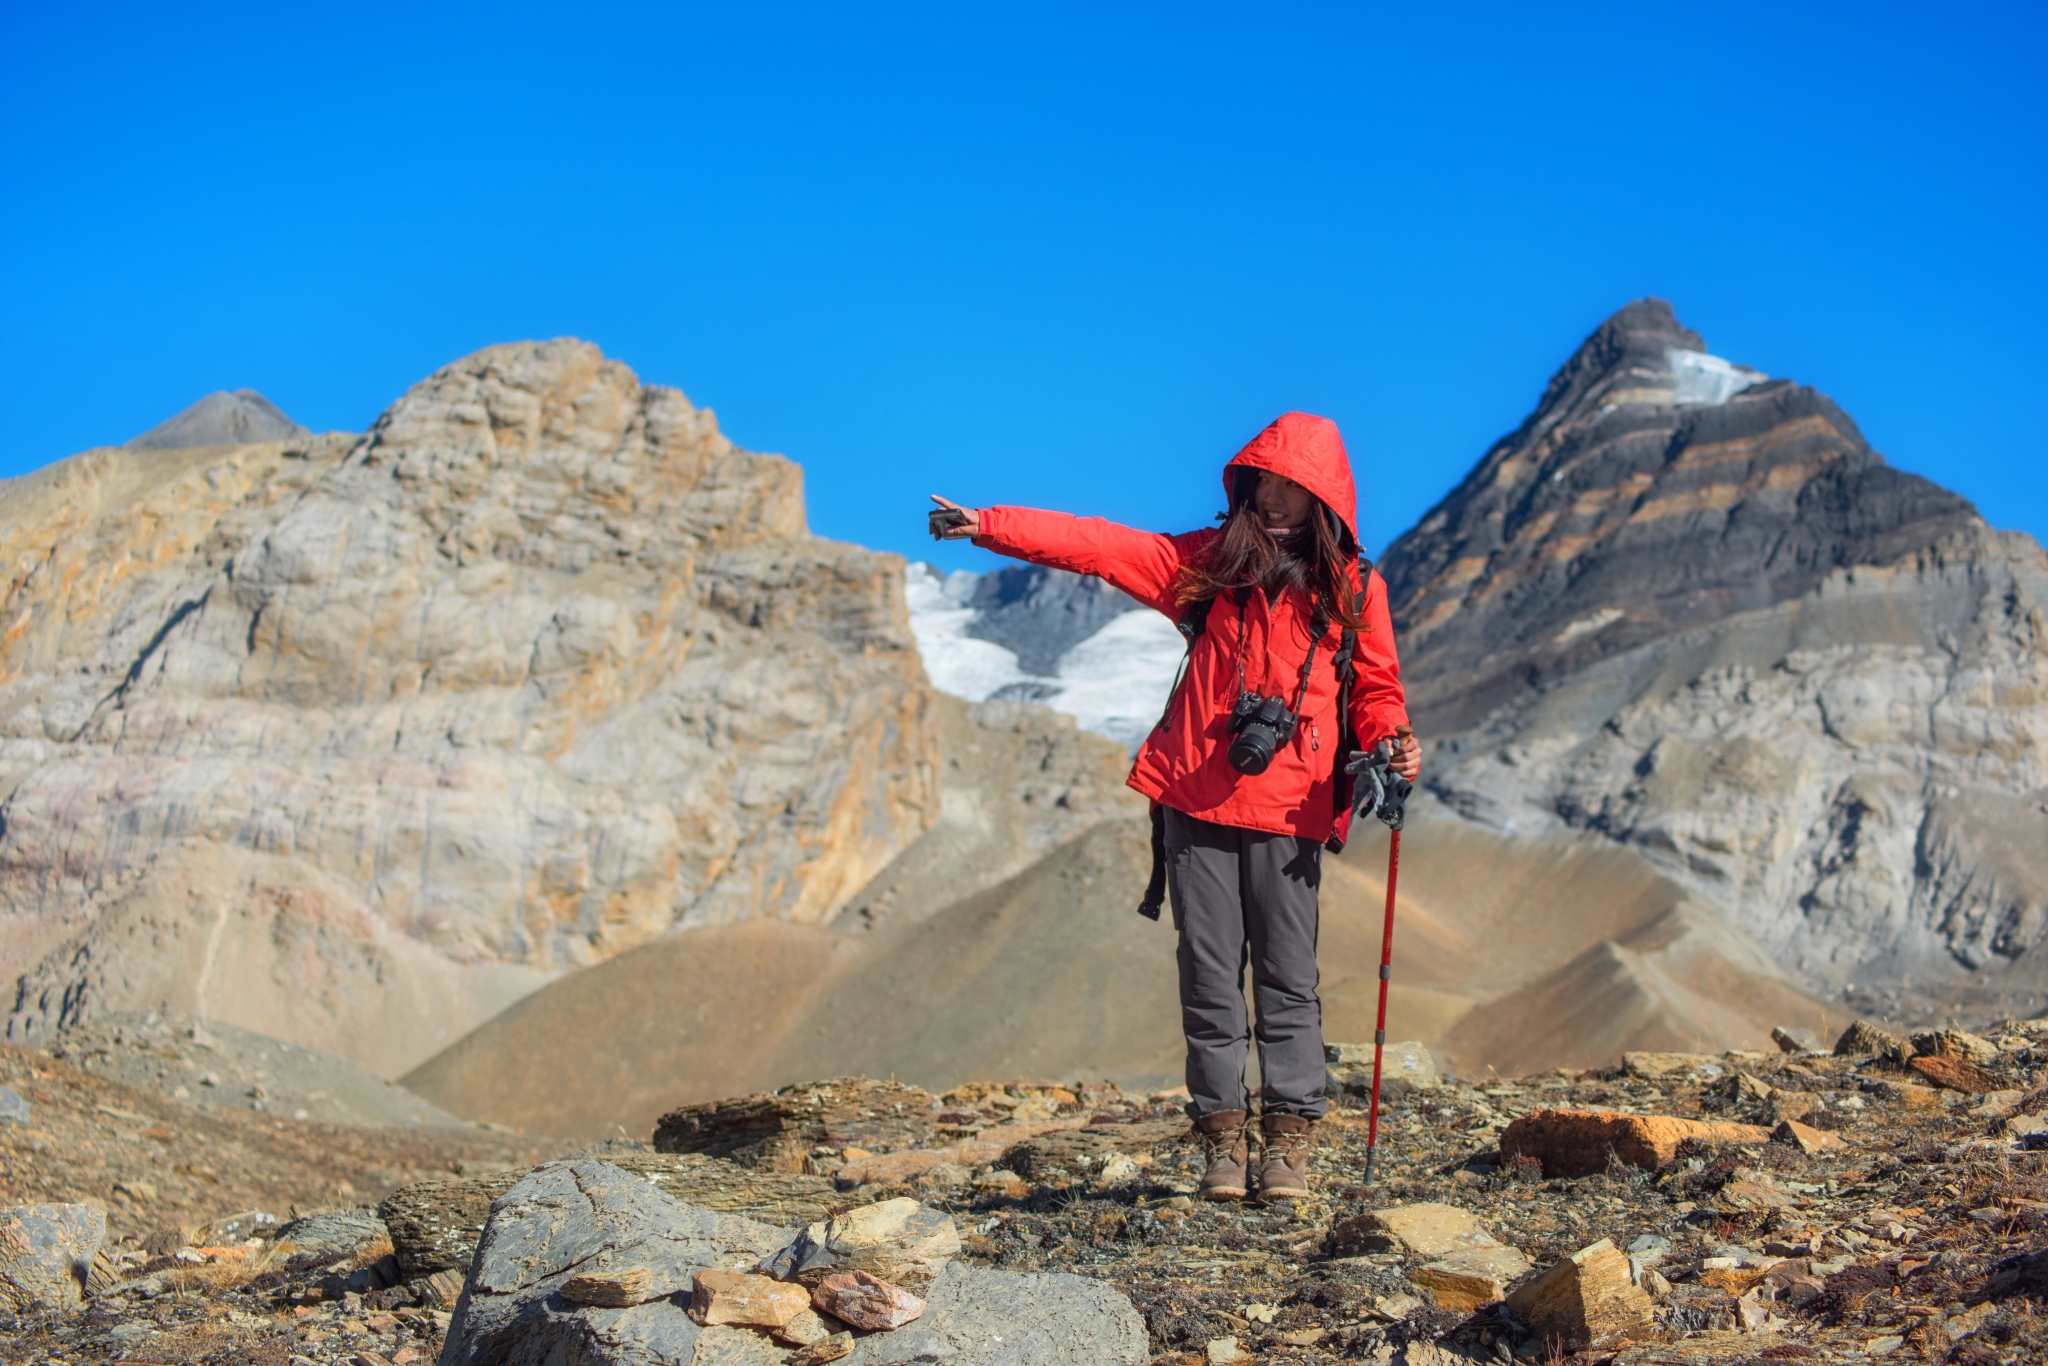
[1348,569,1409,747]
[973,506,1205,617]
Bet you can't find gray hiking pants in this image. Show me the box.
[1163,806,1327,1120]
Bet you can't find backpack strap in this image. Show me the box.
[1324,559,1372,854]
[1137,597,1214,918]
[1137,804,1168,921]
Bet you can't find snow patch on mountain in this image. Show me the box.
[1667,348,1765,405]
[906,563,1184,752]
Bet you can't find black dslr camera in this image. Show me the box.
[1227,691,1298,775]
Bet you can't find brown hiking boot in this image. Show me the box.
[1191,1109,1250,1201]
[1256,1113,1315,1201]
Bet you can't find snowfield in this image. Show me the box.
[905,563,1186,752]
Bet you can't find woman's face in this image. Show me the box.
[1253,471,1314,532]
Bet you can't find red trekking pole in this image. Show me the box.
[1358,724,1411,1191]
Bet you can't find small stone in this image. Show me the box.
[1834,1020,1904,1057]
[1504,1238,1656,1351]
[1908,1055,2004,1094]
[812,1270,926,1331]
[1640,1269,1671,1298]
[1326,1040,1438,1097]
[1626,1234,1671,1266]
[1410,1260,1509,1311]
[1912,1029,1999,1063]
[1770,1026,1820,1053]
[1371,1292,1422,1319]
[1499,1110,1771,1177]
[1716,1176,1801,1213]
[1621,1051,1721,1080]
[1863,1334,1905,1355]
[420,1268,465,1308]
[1734,1072,1774,1102]
[690,1268,809,1326]
[1766,1091,1818,1124]
[787,1334,856,1366]
[563,1267,656,1308]
[0,1089,29,1127]
[1205,1336,1244,1364]
[772,1307,842,1346]
[1969,1090,2024,1119]
[764,1197,961,1291]
[1773,1118,1845,1154]
[1879,1080,1944,1106]
[1735,1287,1772,1332]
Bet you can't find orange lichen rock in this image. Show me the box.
[1500,1109,1771,1177]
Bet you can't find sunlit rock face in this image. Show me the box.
[0,340,938,1072]
[1384,299,2048,1024]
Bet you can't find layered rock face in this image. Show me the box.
[0,341,937,1073]
[1383,300,2048,1022]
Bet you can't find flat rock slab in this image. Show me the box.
[997,1119,1185,1184]
[1499,1109,1771,1177]
[1909,1055,2004,1094]
[382,1151,837,1275]
[441,1159,791,1366]
[653,1079,944,1171]
[273,1207,389,1256]
[1620,1052,1724,1081]
[835,1262,1149,1366]
[1332,1203,1528,1279]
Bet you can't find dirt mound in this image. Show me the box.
[403,703,1825,1137]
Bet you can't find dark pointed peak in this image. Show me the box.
[1521,298,1766,434]
[125,389,310,450]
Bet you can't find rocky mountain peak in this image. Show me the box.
[1,339,937,1073]
[1389,302,2047,1023]
[124,389,310,449]
[1382,299,1980,731]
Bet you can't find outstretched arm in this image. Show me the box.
[927,494,1200,617]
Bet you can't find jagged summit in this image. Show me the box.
[1381,298,1980,731]
[124,388,310,449]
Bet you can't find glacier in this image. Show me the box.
[905,562,1186,752]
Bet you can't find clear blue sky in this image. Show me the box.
[3,4,2042,568]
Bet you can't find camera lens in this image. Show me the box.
[1229,724,1278,775]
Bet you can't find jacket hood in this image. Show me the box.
[1221,412,1358,542]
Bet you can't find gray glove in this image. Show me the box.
[1346,739,1412,831]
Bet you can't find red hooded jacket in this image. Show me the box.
[972,412,1409,846]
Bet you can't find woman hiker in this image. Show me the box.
[930,411,1419,1202]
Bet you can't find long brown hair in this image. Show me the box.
[1173,467,1366,633]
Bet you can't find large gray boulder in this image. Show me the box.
[0,1203,105,1313]
[441,1159,788,1366]
[441,1158,1151,1366]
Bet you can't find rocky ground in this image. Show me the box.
[5,1019,2048,1363]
